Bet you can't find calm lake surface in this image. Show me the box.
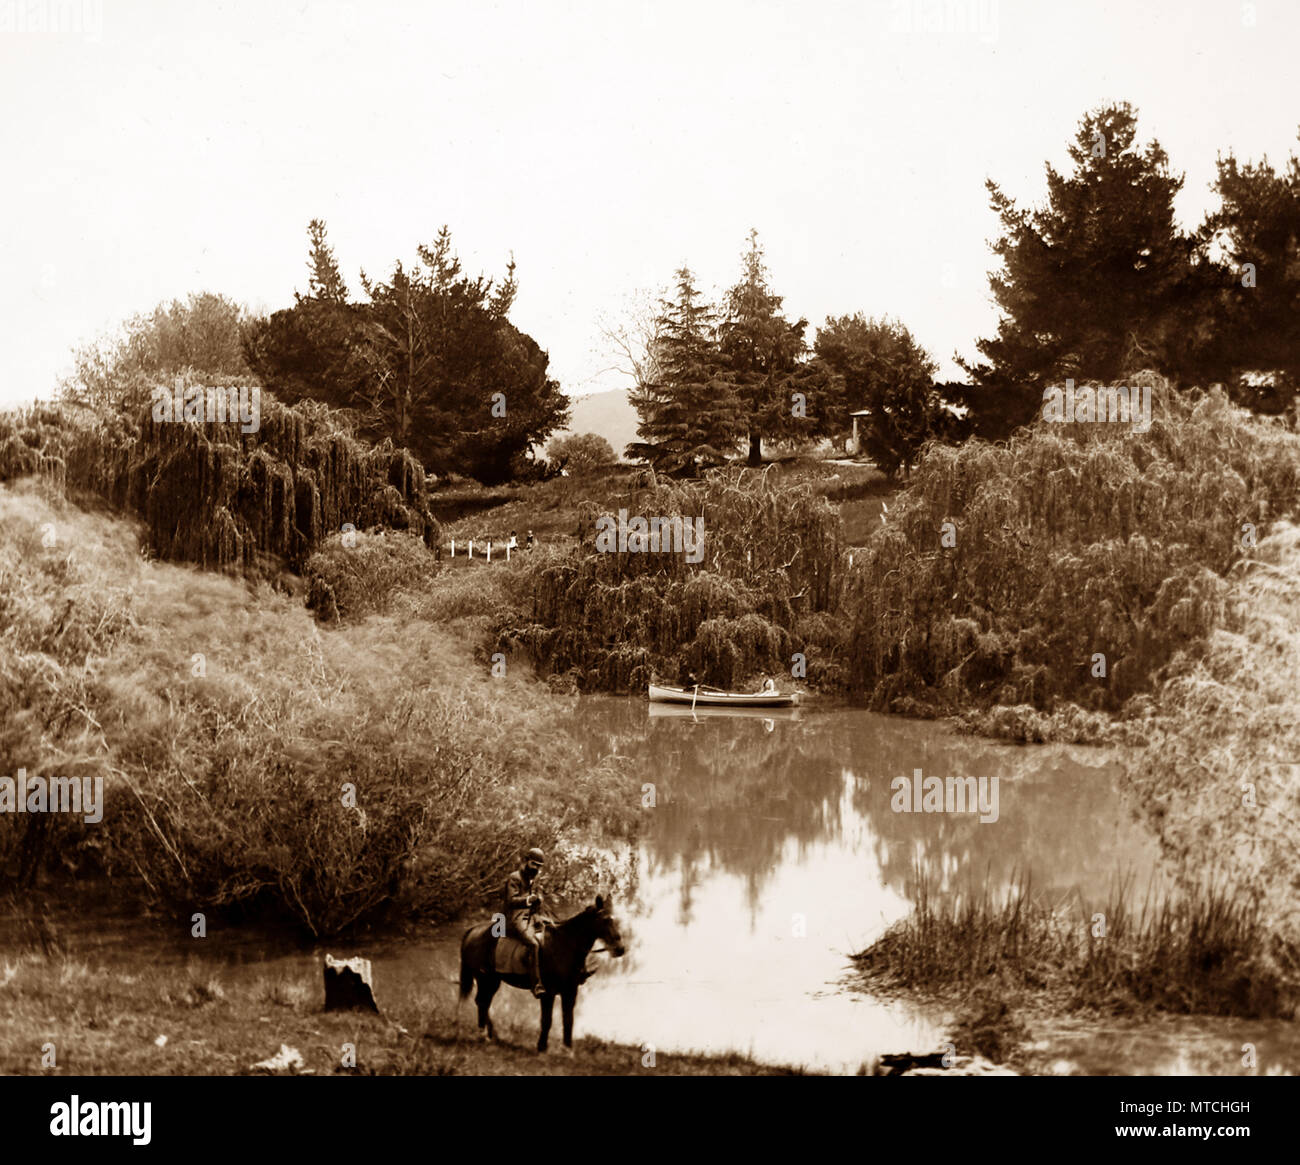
[12,699,1300,1074]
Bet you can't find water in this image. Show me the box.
[11,699,1299,1074]
[550,699,1161,1072]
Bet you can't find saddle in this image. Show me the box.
[493,922,548,976]
[491,925,600,982]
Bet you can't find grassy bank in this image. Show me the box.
[854,871,1300,1067]
[0,481,635,936]
[0,949,805,1076]
[855,872,1298,1020]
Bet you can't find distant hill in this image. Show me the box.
[553,388,638,461]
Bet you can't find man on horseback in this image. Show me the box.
[504,847,547,997]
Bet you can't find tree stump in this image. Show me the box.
[323,954,380,1013]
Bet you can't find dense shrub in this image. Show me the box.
[1122,520,1300,950]
[495,467,844,691]
[843,378,1300,715]
[0,485,632,935]
[304,528,440,620]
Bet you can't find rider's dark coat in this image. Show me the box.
[503,868,541,941]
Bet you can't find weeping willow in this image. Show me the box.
[498,467,844,692]
[0,394,439,573]
[844,378,1300,716]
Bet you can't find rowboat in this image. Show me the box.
[647,702,801,721]
[647,683,801,709]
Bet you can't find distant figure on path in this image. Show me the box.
[525,529,536,551]
[507,530,519,553]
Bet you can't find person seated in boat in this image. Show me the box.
[503,847,547,996]
[761,677,777,694]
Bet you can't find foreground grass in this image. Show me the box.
[854,871,1300,1065]
[0,951,805,1076]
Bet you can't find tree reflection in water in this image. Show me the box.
[572,699,1160,925]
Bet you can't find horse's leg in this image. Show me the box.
[538,993,555,1054]
[476,975,500,1042]
[560,989,577,1052]
[456,954,472,1031]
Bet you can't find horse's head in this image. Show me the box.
[592,893,626,957]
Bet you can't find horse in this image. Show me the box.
[459,893,626,1053]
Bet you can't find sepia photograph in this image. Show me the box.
[1,0,1294,1144]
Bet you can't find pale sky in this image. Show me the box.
[1,0,1296,410]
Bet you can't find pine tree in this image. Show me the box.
[246,225,567,483]
[960,103,1197,435]
[718,230,821,465]
[302,218,349,303]
[1208,139,1300,409]
[627,267,743,474]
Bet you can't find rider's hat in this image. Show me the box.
[525,847,545,863]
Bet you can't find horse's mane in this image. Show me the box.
[545,901,597,933]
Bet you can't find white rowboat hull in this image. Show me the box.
[647,684,800,708]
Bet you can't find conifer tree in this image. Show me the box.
[719,230,829,465]
[1207,138,1300,409]
[303,218,349,303]
[960,103,1196,435]
[627,267,743,474]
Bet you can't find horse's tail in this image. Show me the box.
[458,925,477,999]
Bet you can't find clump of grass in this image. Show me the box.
[253,976,313,1009]
[164,967,226,1008]
[854,869,1299,1020]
